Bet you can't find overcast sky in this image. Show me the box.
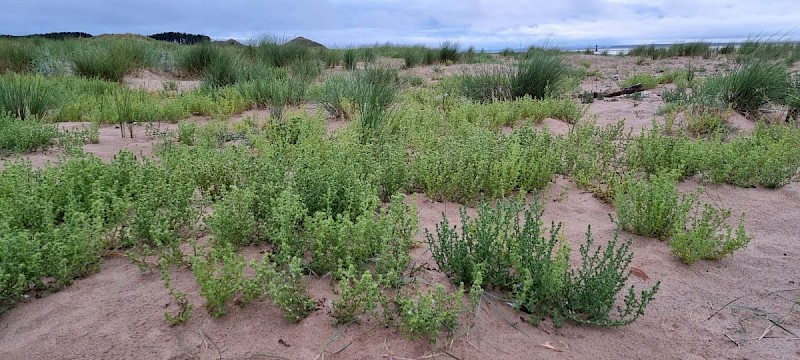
[2,1,798,49]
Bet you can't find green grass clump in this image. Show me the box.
[71,41,149,82]
[694,61,789,116]
[628,42,711,59]
[737,40,800,65]
[178,43,220,77]
[0,115,58,155]
[256,40,312,68]
[454,66,512,103]
[317,67,399,137]
[455,53,571,102]
[439,41,460,64]
[343,48,358,71]
[0,39,36,73]
[511,53,570,100]
[0,73,57,120]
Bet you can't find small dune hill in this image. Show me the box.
[286,36,326,48]
[212,39,245,46]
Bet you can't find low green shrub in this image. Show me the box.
[559,229,660,326]
[258,253,316,323]
[396,284,464,343]
[427,197,660,327]
[621,73,659,90]
[701,123,800,188]
[670,204,751,264]
[614,171,694,239]
[192,244,244,317]
[207,186,258,247]
[331,265,380,324]
[0,116,58,154]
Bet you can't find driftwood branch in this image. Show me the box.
[594,83,644,99]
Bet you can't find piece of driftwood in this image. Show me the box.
[594,83,644,99]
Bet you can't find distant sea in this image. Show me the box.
[484,42,746,55]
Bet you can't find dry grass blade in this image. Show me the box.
[539,341,567,352]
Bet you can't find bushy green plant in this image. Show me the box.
[413,126,560,202]
[397,284,464,343]
[701,123,800,188]
[427,197,660,328]
[161,259,192,325]
[560,229,660,327]
[686,109,728,136]
[626,124,701,178]
[671,204,751,264]
[373,194,418,288]
[207,186,258,247]
[0,115,58,154]
[259,253,316,323]
[191,244,245,317]
[560,120,627,202]
[621,73,659,90]
[428,198,525,288]
[177,121,197,145]
[332,265,380,324]
[614,171,694,239]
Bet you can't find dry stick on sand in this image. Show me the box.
[593,83,644,99]
[708,296,744,320]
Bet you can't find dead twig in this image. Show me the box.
[239,353,291,360]
[708,296,743,320]
[198,329,222,360]
[724,334,740,347]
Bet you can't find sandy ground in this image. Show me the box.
[124,70,201,93]
[1,55,799,359]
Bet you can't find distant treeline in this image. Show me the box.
[148,32,210,45]
[0,32,93,40]
[0,31,210,44]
